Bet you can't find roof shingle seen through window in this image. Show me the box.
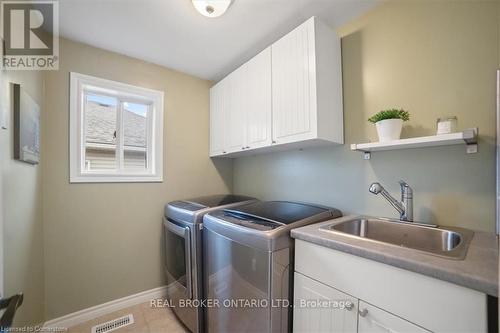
[85,101,147,148]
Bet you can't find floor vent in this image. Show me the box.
[91,314,134,333]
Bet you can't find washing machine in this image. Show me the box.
[203,201,342,333]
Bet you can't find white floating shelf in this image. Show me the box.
[350,128,478,159]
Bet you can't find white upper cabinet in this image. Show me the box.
[209,16,343,157]
[272,16,343,146]
[209,78,226,156]
[210,47,272,156]
[224,65,247,153]
[245,48,272,150]
[271,18,315,144]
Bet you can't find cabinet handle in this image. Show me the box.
[241,147,246,150]
[272,140,277,144]
[222,151,226,154]
[359,308,368,317]
[345,302,354,311]
[246,146,250,149]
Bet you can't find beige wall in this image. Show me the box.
[234,0,500,232]
[43,38,232,319]
[1,71,45,325]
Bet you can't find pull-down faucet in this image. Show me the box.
[369,181,413,222]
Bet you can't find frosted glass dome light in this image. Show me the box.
[192,0,232,18]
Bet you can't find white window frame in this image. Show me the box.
[69,72,164,183]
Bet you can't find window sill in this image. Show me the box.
[69,174,163,183]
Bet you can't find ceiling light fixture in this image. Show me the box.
[192,0,232,18]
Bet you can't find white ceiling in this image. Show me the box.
[59,0,379,81]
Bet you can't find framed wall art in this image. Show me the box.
[13,83,40,164]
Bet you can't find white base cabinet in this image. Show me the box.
[294,273,358,333]
[294,273,431,333]
[209,16,343,158]
[358,301,430,333]
[293,240,488,333]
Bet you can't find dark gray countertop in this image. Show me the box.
[291,215,499,297]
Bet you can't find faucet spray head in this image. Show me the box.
[369,182,383,194]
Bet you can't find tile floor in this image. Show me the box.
[67,301,188,333]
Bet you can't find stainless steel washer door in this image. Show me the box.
[164,217,193,300]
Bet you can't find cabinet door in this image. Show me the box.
[358,301,431,333]
[209,80,226,156]
[224,66,247,153]
[272,18,317,145]
[245,47,272,150]
[293,273,358,333]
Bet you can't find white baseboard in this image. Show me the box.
[43,285,168,329]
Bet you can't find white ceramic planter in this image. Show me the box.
[375,119,403,142]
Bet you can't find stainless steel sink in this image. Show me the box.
[320,218,474,260]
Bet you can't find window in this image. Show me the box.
[70,72,164,183]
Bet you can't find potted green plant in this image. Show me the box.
[368,109,410,142]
